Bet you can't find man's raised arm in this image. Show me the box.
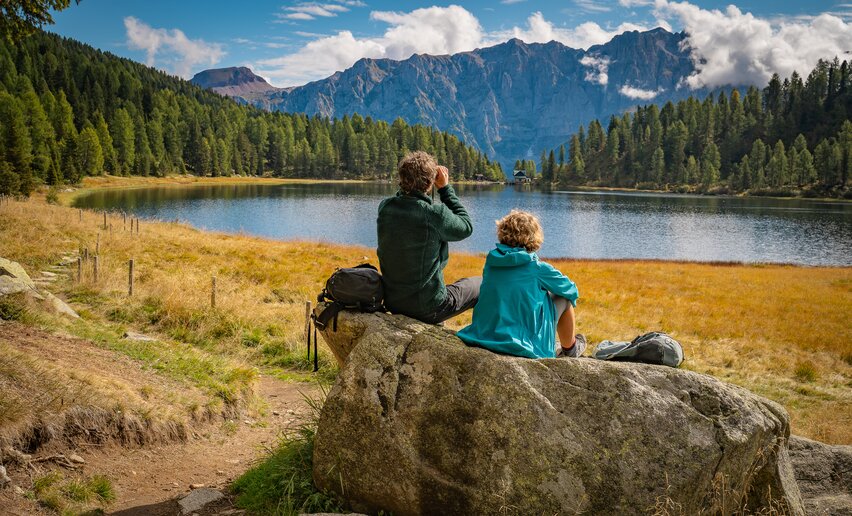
[432,165,473,242]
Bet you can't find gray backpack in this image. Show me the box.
[592,332,683,368]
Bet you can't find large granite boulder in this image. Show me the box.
[314,310,804,515]
[789,435,852,515]
[0,257,36,296]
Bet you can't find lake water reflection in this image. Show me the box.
[74,183,852,266]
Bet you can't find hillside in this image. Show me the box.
[196,29,711,167]
[0,30,503,198]
[534,59,852,197]
[190,66,281,98]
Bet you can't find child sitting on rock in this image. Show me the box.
[457,210,586,359]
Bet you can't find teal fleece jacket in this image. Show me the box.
[377,185,472,319]
[457,244,579,359]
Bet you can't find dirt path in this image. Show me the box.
[0,323,320,515]
[102,376,319,515]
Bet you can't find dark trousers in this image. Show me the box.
[420,276,482,324]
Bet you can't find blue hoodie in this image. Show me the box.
[457,244,579,359]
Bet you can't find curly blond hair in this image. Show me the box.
[496,210,544,252]
[398,151,437,194]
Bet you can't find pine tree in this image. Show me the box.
[111,108,135,175]
[76,126,103,176]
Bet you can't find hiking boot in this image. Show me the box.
[557,334,587,358]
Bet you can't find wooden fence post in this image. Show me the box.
[96,233,100,255]
[305,300,312,360]
[77,257,82,283]
[211,276,217,308]
[93,255,99,283]
[79,209,82,222]
[123,212,127,230]
[136,218,140,235]
[128,259,134,296]
[103,211,107,230]
[83,247,88,261]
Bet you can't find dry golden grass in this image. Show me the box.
[1,183,850,444]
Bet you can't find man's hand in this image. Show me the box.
[435,165,449,189]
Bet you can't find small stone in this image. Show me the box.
[0,465,11,487]
[189,483,205,490]
[40,271,57,278]
[13,485,25,496]
[216,470,225,476]
[178,488,224,514]
[272,411,280,416]
[68,453,85,464]
[225,459,240,465]
[123,331,157,342]
[171,482,180,488]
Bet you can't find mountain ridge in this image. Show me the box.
[196,29,717,168]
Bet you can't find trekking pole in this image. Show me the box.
[313,324,318,372]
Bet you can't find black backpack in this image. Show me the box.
[313,264,384,331]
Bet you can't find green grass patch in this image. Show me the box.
[68,318,257,407]
[794,360,819,383]
[232,392,344,515]
[31,471,114,514]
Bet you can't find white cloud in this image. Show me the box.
[574,0,612,13]
[655,0,852,89]
[277,2,352,21]
[256,5,483,85]
[124,17,225,78]
[485,12,647,49]
[619,85,664,99]
[255,1,852,89]
[257,8,650,86]
[580,55,610,85]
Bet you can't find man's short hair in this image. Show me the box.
[398,151,437,195]
[496,210,544,252]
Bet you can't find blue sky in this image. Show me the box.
[50,1,852,88]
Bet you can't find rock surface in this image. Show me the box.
[314,310,804,515]
[0,257,36,296]
[789,435,852,515]
[178,487,224,514]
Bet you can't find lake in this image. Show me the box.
[73,183,852,266]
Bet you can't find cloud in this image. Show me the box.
[574,0,612,13]
[501,0,526,4]
[580,55,610,85]
[124,17,224,78]
[257,7,650,86]
[485,12,647,49]
[619,85,664,99]
[619,0,654,6]
[277,2,351,21]
[655,1,852,89]
[256,5,483,85]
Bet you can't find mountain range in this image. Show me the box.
[193,28,716,168]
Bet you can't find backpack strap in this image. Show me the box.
[313,301,344,331]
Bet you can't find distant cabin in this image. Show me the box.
[473,174,487,182]
[513,169,531,183]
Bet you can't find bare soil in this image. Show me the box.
[0,323,319,515]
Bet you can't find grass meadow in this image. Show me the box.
[1,178,850,445]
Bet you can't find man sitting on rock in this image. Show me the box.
[377,151,480,324]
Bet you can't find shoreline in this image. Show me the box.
[54,176,851,270]
[553,184,852,203]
